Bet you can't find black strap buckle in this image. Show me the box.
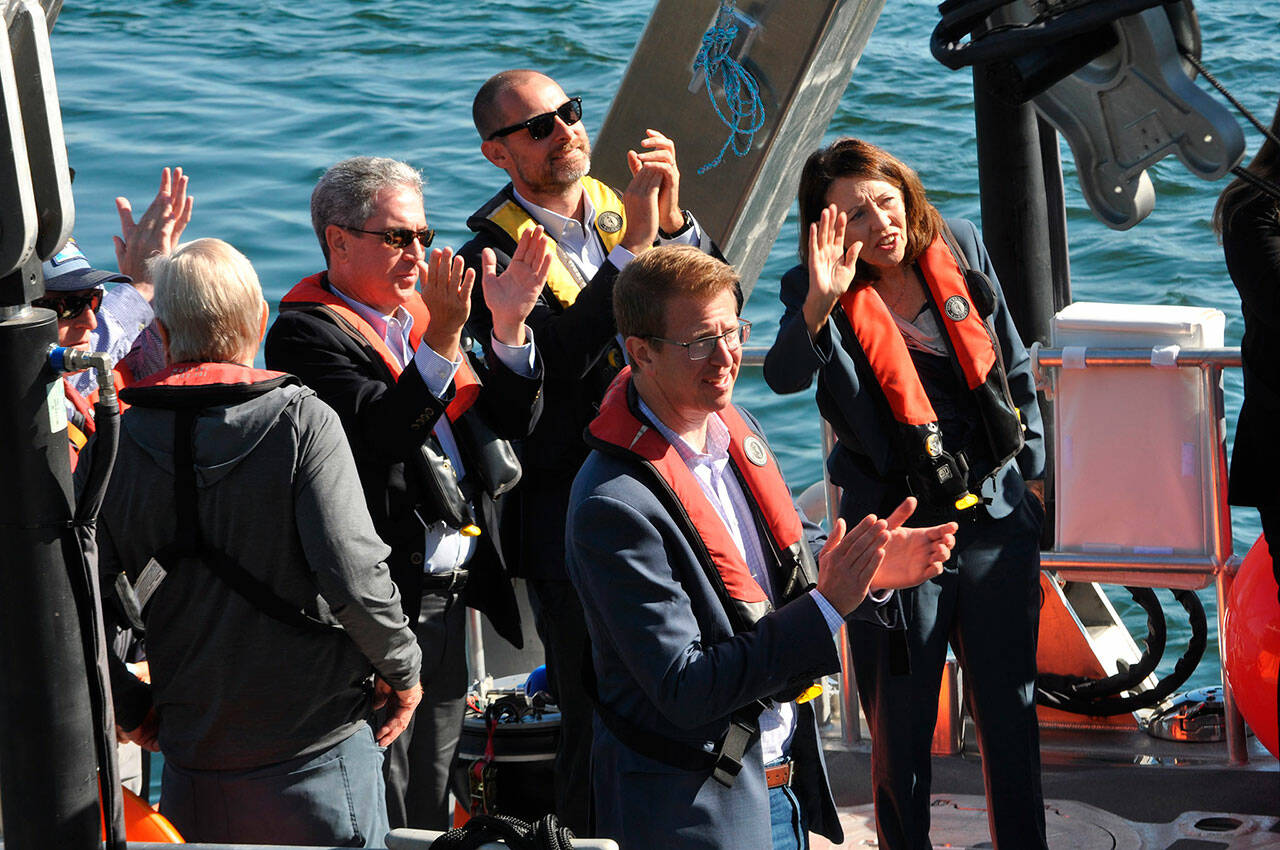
[711,702,764,788]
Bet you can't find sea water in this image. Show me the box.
[48,0,1279,692]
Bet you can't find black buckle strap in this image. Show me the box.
[711,703,766,787]
[580,637,764,788]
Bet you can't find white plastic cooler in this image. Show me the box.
[1051,302,1226,558]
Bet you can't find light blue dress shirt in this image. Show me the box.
[330,283,535,576]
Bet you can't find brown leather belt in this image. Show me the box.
[764,759,792,789]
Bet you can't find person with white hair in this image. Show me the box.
[100,238,422,847]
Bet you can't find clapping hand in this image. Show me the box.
[113,166,194,300]
[620,154,666,254]
[803,203,862,336]
[633,129,684,235]
[483,226,551,347]
[418,247,474,363]
[871,497,956,590]
[814,514,890,617]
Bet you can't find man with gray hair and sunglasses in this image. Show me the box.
[266,155,549,831]
[460,69,717,834]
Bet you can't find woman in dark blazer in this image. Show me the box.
[1215,98,1280,581]
[765,138,1047,850]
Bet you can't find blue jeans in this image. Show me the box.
[767,759,807,850]
[160,724,389,847]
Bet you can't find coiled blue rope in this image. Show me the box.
[693,0,766,175]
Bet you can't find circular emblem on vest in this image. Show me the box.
[944,295,970,321]
[743,435,769,467]
[596,211,623,234]
[925,433,943,457]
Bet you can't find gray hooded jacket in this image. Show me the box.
[100,366,421,770]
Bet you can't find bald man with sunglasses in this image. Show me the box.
[266,156,550,831]
[459,69,717,834]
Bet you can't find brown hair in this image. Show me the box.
[796,138,945,272]
[1213,97,1280,238]
[614,245,742,340]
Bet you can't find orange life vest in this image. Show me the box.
[838,233,997,427]
[128,360,291,393]
[65,367,131,471]
[587,368,815,629]
[279,273,480,421]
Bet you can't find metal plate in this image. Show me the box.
[594,0,887,298]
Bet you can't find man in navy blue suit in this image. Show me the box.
[565,245,957,849]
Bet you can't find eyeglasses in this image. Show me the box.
[34,288,104,320]
[647,320,751,361]
[343,226,435,251]
[487,97,583,142]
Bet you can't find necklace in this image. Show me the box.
[874,270,920,319]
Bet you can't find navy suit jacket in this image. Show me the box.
[265,276,544,643]
[566,405,897,849]
[764,218,1045,523]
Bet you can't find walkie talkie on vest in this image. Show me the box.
[906,422,981,514]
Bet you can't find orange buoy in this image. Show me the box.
[101,785,185,843]
[1223,534,1280,758]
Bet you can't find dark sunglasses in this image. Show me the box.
[342,226,435,251]
[487,97,583,141]
[34,288,103,320]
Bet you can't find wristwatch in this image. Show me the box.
[658,209,694,240]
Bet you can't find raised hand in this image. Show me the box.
[620,151,666,253]
[803,203,862,337]
[635,129,684,234]
[815,514,890,617]
[871,497,956,590]
[113,166,194,299]
[418,247,475,363]
[483,226,551,347]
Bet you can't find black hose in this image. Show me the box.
[65,394,126,849]
[1036,587,1207,716]
[1176,48,1280,203]
[430,813,577,850]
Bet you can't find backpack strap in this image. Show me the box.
[133,408,341,636]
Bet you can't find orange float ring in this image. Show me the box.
[1223,534,1280,759]
[101,785,185,843]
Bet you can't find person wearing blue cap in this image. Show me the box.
[37,167,193,465]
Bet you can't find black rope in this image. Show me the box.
[1036,587,1207,716]
[1176,48,1280,204]
[430,813,577,850]
[1179,48,1280,147]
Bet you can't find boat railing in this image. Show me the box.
[738,344,1251,764]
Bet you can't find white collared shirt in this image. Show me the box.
[330,283,536,575]
[637,402,847,764]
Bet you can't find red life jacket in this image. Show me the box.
[65,367,132,471]
[279,273,479,422]
[65,379,96,470]
[838,233,997,426]
[587,368,814,629]
[129,361,290,392]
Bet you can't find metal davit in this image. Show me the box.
[593,0,889,299]
[0,1,102,848]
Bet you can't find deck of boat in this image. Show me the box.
[819,726,1278,848]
